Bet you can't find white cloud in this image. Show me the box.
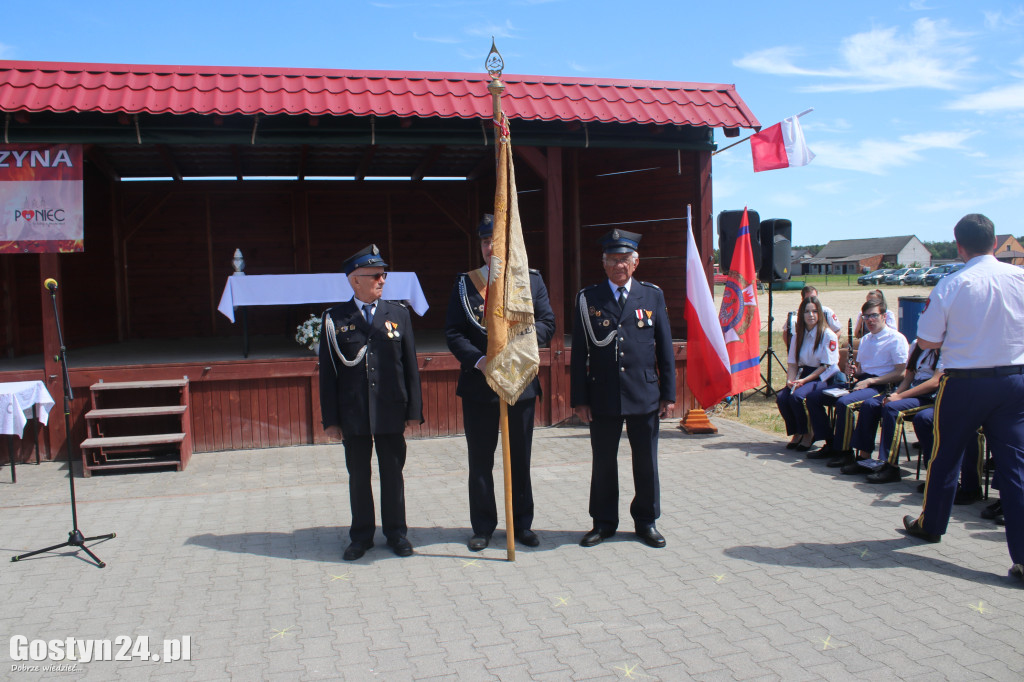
[0,42,12,59]
[735,18,974,92]
[947,80,1024,111]
[568,61,587,73]
[465,20,520,40]
[810,130,978,174]
[412,32,462,44]
[984,8,1024,30]
[907,0,934,10]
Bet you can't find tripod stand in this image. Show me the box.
[11,280,114,568]
[751,282,787,399]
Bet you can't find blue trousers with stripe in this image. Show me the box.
[806,387,880,449]
[916,373,1024,564]
[776,376,828,436]
[912,407,982,495]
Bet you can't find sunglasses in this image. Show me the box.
[355,272,388,281]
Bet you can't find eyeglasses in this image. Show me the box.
[356,272,388,281]
[863,313,881,320]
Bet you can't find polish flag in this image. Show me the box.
[683,205,732,408]
[750,114,815,172]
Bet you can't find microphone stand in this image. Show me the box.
[11,283,115,568]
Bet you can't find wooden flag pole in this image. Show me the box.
[486,39,515,562]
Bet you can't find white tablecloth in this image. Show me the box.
[0,381,54,438]
[217,273,429,322]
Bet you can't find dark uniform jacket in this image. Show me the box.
[570,280,676,416]
[319,299,423,435]
[445,269,556,403]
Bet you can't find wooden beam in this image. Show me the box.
[355,146,376,181]
[514,146,548,181]
[466,150,493,182]
[297,144,308,181]
[422,191,471,236]
[84,144,120,182]
[411,145,445,182]
[156,144,183,182]
[542,146,568,423]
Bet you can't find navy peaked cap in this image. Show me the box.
[342,244,388,275]
[599,229,642,253]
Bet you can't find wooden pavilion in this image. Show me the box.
[0,60,760,460]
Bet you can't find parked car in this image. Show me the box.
[857,268,894,285]
[923,262,965,285]
[883,267,921,285]
[904,267,937,285]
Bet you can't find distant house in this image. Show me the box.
[794,236,931,275]
[995,234,1024,265]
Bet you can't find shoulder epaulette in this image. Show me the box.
[639,280,661,290]
[529,268,541,275]
[381,299,408,309]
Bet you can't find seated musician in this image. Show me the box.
[777,296,840,451]
[782,285,841,350]
[853,289,898,337]
[805,299,908,465]
[846,341,941,482]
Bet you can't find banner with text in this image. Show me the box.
[0,144,84,253]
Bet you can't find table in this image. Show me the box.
[0,381,54,483]
[217,273,429,357]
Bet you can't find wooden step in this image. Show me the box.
[90,379,188,391]
[81,433,186,449]
[85,406,188,419]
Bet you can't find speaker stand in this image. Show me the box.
[751,282,786,399]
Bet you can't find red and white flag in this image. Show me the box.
[718,207,762,394]
[750,115,815,172]
[684,205,732,408]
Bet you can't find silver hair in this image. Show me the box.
[602,250,638,264]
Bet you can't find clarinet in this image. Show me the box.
[846,318,856,389]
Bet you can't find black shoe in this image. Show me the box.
[827,452,855,468]
[954,486,983,505]
[996,514,1005,526]
[1010,564,1024,584]
[867,464,902,484]
[343,540,373,561]
[916,482,926,494]
[514,529,540,547]
[467,534,490,551]
[786,441,800,450]
[903,515,941,543]
[387,536,413,557]
[794,443,813,452]
[636,527,666,548]
[981,501,1002,520]
[805,446,832,459]
[580,528,615,547]
[840,460,870,475]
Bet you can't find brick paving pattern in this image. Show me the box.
[3,419,1022,680]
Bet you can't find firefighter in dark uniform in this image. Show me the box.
[902,214,1024,585]
[445,214,556,551]
[319,244,423,561]
[570,229,676,549]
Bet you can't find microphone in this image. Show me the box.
[44,278,58,292]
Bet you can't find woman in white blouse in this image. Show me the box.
[777,296,840,451]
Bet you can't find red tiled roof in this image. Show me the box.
[0,60,760,130]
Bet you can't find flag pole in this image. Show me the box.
[486,39,516,562]
[711,108,814,156]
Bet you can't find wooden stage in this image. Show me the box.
[2,333,693,463]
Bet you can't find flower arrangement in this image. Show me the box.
[295,314,322,352]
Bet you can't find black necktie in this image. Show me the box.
[617,286,627,309]
[362,304,373,324]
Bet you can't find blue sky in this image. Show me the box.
[3,1,1023,247]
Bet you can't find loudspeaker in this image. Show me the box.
[717,210,761,276]
[759,218,792,282]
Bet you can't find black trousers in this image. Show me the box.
[588,411,660,532]
[343,433,407,544]
[463,397,536,536]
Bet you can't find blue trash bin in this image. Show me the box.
[898,296,928,343]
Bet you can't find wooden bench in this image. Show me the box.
[80,378,192,476]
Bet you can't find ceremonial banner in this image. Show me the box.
[750,115,815,172]
[483,113,539,404]
[684,206,732,407]
[718,207,762,394]
[0,144,84,253]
